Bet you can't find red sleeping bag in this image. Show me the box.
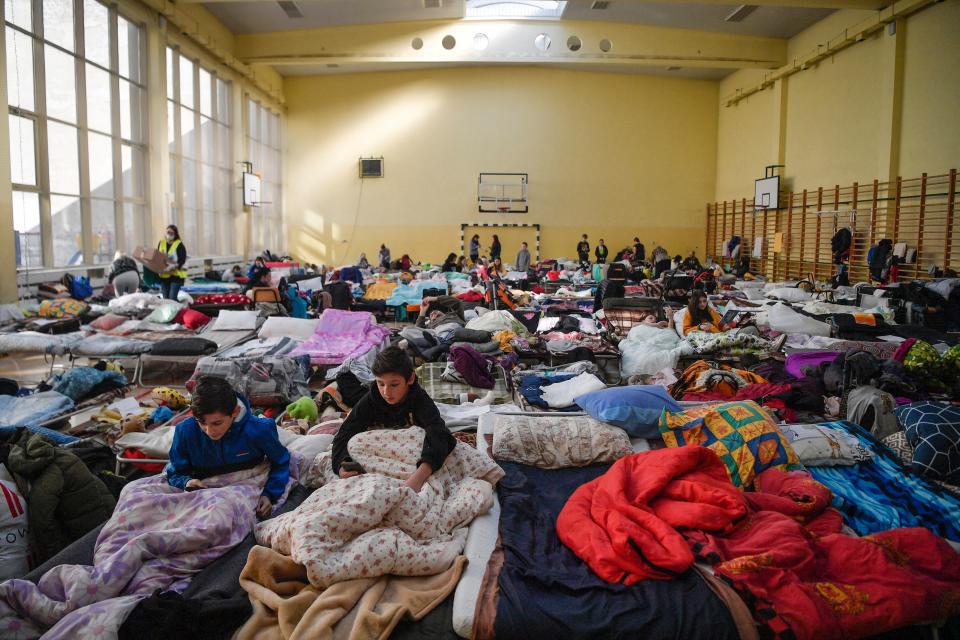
[557,445,960,639]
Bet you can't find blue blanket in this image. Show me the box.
[809,421,960,542]
[384,281,449,307]
[0,392,75,429]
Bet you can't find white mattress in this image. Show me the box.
[450,414,648,638]
[452,413,501,638]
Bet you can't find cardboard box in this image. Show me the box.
[133,246,171,274]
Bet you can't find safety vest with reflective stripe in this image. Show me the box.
[158,239,188,279]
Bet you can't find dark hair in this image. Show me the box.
[373,346,414,379]
[446,252,457,262]
[492,234,499,241]
[166,225,180,240]
[191,376,237,420]
[634,237,639,242]
[472,234,479,241]
[674,255,682,262]
[687,290,712,325]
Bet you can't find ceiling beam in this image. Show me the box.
[191,0,883,6]
[235,19,787,71]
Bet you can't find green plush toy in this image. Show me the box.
[286,396,318,422]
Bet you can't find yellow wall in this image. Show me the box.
[899,0,960,178]
[715,68,777,202]
[715,1,960,201]
[284,67,718,266]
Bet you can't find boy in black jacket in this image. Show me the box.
[331,346,455,492]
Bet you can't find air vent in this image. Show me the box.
[725,4,757,22]
[327,63,339,68]
[591,0,610,9]
[666,66,682,71]
[423,0,443,8]
[277,1,304,19]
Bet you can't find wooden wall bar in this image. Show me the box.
[705,170,959,283]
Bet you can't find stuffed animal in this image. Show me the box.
[285,396,318,423]
[151,387,189,410]
[120,414,146,436]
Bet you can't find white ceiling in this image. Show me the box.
[564,2,833,38]
[205,0,833,38]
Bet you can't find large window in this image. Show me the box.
[166,46,232,256]
[245,98,281,254]
[5,0,147,268]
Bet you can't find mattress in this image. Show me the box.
[451,415,649,638]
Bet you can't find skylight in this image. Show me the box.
[465,1,568,20]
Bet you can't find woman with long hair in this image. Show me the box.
[683,290,724,336]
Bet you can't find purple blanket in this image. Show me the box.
[0,463,296,639]
[290,309,390,365]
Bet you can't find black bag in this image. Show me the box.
[324,282,352,310]
[606,263,627,281]
[151,338,219,356]
[25,317,81,334]
[593,279,625,312]
[831,228,852,264]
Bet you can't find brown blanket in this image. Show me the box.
[236,545,467,640]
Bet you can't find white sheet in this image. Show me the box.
[452,412,501,638]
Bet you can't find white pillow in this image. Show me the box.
[258,316,320,340]
[779,424,872,466]
[673,308,688,337]
[286,433,334,462]
[540,372,606,409]
[766,287,813,303]
[212,309,260,331]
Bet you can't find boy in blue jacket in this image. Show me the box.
[166,376,290,518]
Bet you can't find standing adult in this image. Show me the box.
[595,239,609,265]
[358,253,370,269]
[378,244,391,269]
[632,237,646,263]
[490,234,502,261]
[469,234,481,265]
[577,234,590,266]
[515,242,531,273]
[108,251,140,297]
[651,243,671,279]
[158,224,187,301]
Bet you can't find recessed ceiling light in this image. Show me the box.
[725,5,758,22]
[667,66,682,71]
[465,1,567,20]
[276,1,303,19]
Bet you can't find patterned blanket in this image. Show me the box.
[0,463,296,639]
[683,329,777,356]
[256,427,504,588]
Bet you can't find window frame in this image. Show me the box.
[166,44,233,257]
[5,0,148,269]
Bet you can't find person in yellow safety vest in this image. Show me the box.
[158,224,188,300]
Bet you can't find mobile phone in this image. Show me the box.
[341,459,365,473]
